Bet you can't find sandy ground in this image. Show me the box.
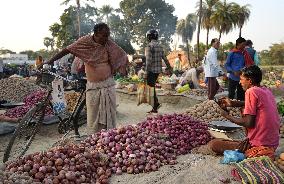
[0,93,283,184]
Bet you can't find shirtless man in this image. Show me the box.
[46,23,128,133]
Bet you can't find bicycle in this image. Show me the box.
[3,70,87,163]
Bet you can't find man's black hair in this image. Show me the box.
[241,65,262,85]
[246,39,253,46]
[93,23,109,34]
[236,37,246,46]
[211,38,218,45]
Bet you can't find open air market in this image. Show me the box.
[0,0,284,183]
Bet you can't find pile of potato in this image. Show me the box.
[0,78,41,103]
[185,89,208,96]
[186,100,242,123]
[65,92,81,112]
[275,153,284,172]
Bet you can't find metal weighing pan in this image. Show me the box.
[208,120,242,131]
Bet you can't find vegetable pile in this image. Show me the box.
[0,78,41,103]
[0,168,34,184]
[185,89,208,96]
[4,90,53,118]
[186,100,242,123]
[65,92,81,112]
[3,114,212,183]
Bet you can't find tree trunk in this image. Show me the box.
[186,41,191,68]
[196,0,203,64]
[219,31,222,41]
[206,28,209,49]
[239,26,242,38]
[76,0,81,38]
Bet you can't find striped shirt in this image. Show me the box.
[145,40,171,73]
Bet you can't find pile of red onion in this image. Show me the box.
[5,144,110,183]
[4,90,53,118]
[5,114,212,183]
[137,113,212,155]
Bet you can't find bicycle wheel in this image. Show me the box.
[3,103,46,162]
[72,98,87,135]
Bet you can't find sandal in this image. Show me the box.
[147,109,158,114]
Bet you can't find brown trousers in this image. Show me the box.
[208,138,251,155]
[207,77,220,100]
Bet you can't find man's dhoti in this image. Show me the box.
[86,77,116,133]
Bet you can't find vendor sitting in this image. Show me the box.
[173,54,183,76]
[208,65,280,159]
[178,66,204,89]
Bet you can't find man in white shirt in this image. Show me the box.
[203,38,223,100]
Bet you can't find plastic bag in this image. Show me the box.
[51,79,67,114]
[221,150,245,164]
[176,84,190,93]
[137,83,154,106]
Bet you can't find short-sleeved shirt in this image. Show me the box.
[145,40,167,74]
[243,86,280,148]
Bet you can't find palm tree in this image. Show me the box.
[176,13,197,67]
[233,4,251,37]
[211,0,238,41]
[197,0,219,48]
[43,37,55,50]
[99,5,114,24]
[61,0,95,38]
[43,37,51,50]
[196,0,203,62]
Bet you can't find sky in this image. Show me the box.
[0,0,283,53]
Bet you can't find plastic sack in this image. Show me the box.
[137,83,154,106]
[221,150,245,164]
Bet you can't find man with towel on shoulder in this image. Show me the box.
[45,23,128,134]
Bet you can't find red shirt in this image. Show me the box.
[243,86,280,148]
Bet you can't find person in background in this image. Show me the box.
[225,37,248,101]
[71,56,85,80]
[144,29,173,114]
[178,66,204,89]
[35,56,44,69]
[245,40,260,66]
[203,38,223,100]
[209,65,280,159]
[137,66,146,79]
[0,58,3,79]
[45,23,128,134]
[173,54,182,76]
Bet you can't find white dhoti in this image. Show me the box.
[86,77,116,133]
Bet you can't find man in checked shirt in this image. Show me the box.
[144,29,173,114]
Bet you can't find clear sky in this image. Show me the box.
[0,0,283,53]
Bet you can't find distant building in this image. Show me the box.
[0,53,34,65]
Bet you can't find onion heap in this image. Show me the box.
[5,144,110,184]
[81,125,178,175]
[4,90,53,118]
[138,113,212,155]
[4,114,212,183]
